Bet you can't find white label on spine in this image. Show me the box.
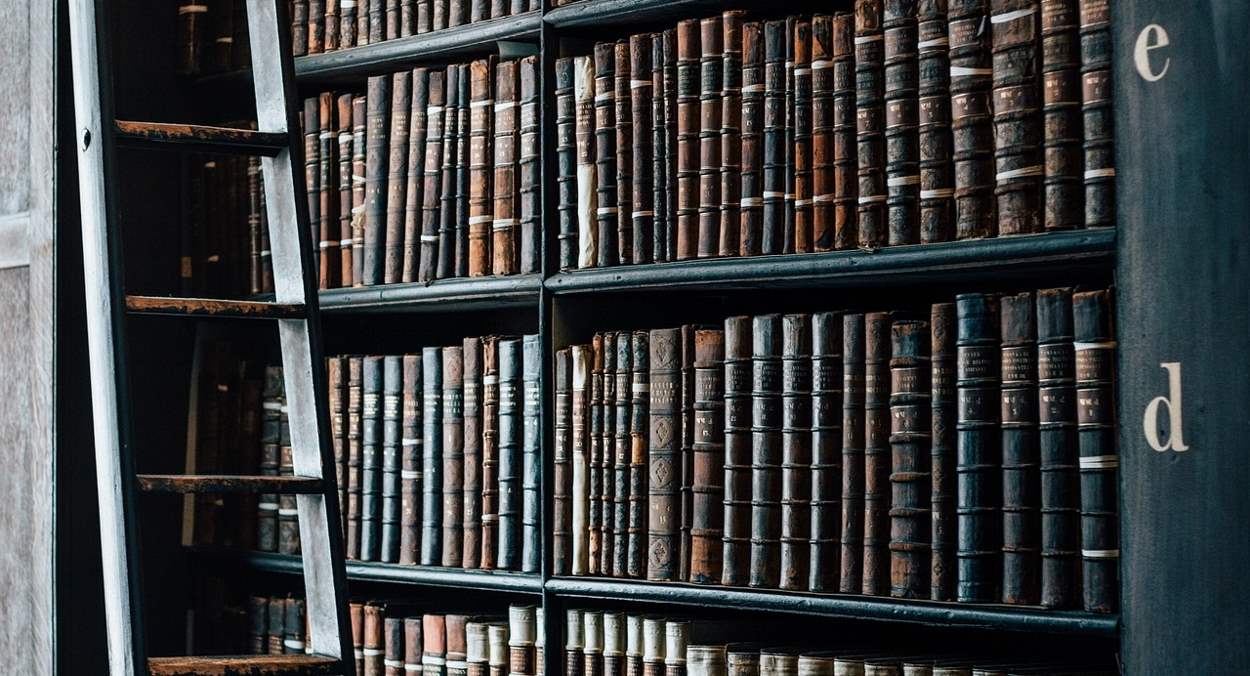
[996,165,1044,181]
[858,194,887,204]
[950,67,993,77]
[387,660,405,668]
[424,657,447,666]
[340,0,355,7]
[631,80,652,89]
[1082,549,1121,559]
[1085,168,1116,179]
[179,4,208,13]
[263,401,283,411]
[320,131,334,140]
[918,37,949,49]
[633,383,650,394]
[1074,340,1117,351]
[493,219,519,230]
[402,470,423,479]
[469,215,494,224]
[811,60,833,70]
[632,210,655,218]
[1079,455,1120,469]
[402,438,421,446]
[887,175,921,187]
[426,105,445,116]
[421,235,439,243]
[793,67,811,76]
[319,240,336,249]
[406,665,421,672]
[795,199,812,207]
[494,101,517,112]
[742,84,765,93]
[285,640,306,650]
[854,34,883,44]
[340,239,353,247]
[813,193,836,203]
[215,37,233,44]
[763,191,784,199]
[921,189,955,199]
[471,99,495,109]
[364,648,384,657]
[991,7,1036,23]
[355,650,364,659]
[278,508,298,516]
[596,207,619,216]
[740,197,763,207]
[483,375,499,385]
[595,92,615,103]
[258,502,279,511]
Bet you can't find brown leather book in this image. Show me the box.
[717,13,745,257]
[403,68,430,282]
[1079,0,1113,228]
[572,346,591,575]
[557,57,579,271]
[1001,292,1040,604]
[267,597,287,655]
[338,0,356,47]
[494,59,521,276]
[615,42,635,264]
[739,22,764,257]
[449,0,465,27]
[442,347,465,567]
[554,348,574,576]
[613,332,633,576]
[437,65,461,279]
[1040,0,1082,231]
[855,0,887,248]
[783,17,796,254]
[793,20,814,253]
[385,0,400,39]
[721,316,752,586]
[481,337,500,569]
[574,56,599,269]
[364,76,391,286]
[917,0,955,243]
[401,0,417,36]
[749,314,782,589]
[679,325,697,581]
[416,0,430,33]
[357,0,371,46]
[810,312,843,592]
[327,358,349,537]
[697,16,723,258]
[929,303,957,600]
[948,0,996,239]
[247,596,267,654]
[631,35,656,265]
[889,318,932,599]
[691,328,725,584]
[463,338,484,568]
[780,314,812,590]
[884,0,921,245]
[726,646,759,676]
[595,44,621,268]
[336,94,355,287]
[811,16,836,252]
[349,603,364,672]
[365,604,385,675]
[432,0,447,30]
[318,93,340,289]
[352,94,368,286]
[344,360,363,557]
[598,333,616,574]
[663,30,679,261]
[862,312,891,595]
[647,328,682,581]
[761,21,786,255]
[423,615,447,676]
[456,68,472,277]
[518,56,541,274]
[840,313,865,592]
[589,334,606,575]
[675,20,701,260]
[469,58,495,278]
[628,332,650,578]
[419,70,446,283]
[401,353,423,565]
[488,0,504,20]
[405,617,424,676]
[304,97,322,285]
[446,615,468,676]
[386,72,412,284]
[991,0,1044,235]
[292,1,309,57]
[566,611,585,676]
[1074,288,1117,613]
[1036,287,1079,608]
[832,14,859,250]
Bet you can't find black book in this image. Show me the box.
[955,292,1001,603]
[556,57,579,271]
[498,337,522,569]
[613,332,632,576]
[437,65,461,279]
[749,314,783,589]
[364,76,391,286]
[522,334,542,573]
[1037,287,1079,608]
[381,355,404,563]
[1074,288,1118,613]
[721,316,752,586]
[930,302,958,601]
[1001,292,1041,605]
[779,314,812,590]
[840,313,865,593]
[361,355,384,561]
[862,311,891,595]
[594,43,621,267]
[888,318,931,600]
[421,346,444,565]
[400,353,423,565]
[809,311,843,592]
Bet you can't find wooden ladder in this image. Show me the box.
[66,0,354,674]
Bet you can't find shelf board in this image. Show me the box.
[317,274,542,313]
[545,0,729,28]
[545,578,1120,636]
[545,229,1115,295]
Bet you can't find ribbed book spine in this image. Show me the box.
[855,0,887,248]
[566,611,585,676]
[364,75,390,286]
[1079,0,1113,228]
[613,333,633,576]
[632,35,655,265]
[419,71,446,283]
[628,332,650,578]
[510,608,537,676]
[463,338,483,569]
[481,337,500,569]
[1074,288,1118,613]
[403,68,429,283]
[1001,292,1041,604]
[616,42,635,264]
[640,618,663,676]
[761,21,786,255]
[680,326,697,581]
[749,314,782,588]
[739,22,764,257]
[811,16,835,252]
[991,0,1043,235]
[345,361,362,557]
[948,0,996,239]
[792,20,814,252]
[595,44,621,267]
[917,0,954,243]
[357,0,371,46]
[401,353,423,565]
[589,335,605,575]
[884,0,921,245]
[304,98,321,282]
[319,93,340,288]
[664,30,679,261]
[293,1,309,56]
[719,12,744,258]
[421,346,444,566]
[784,17,796,254]
[522,334,542,573]
[690,329,725,584]
[557,58,578,271]
[404,617,422,676]
[572,347,591,575]
[329,358,349,536]
[809,312,843,592]
[495,60,521,276]
[648,328,681,580]
[554,348,573,576]
[862,312,891,595]
[697,17,723,258]
[519,56,541,274]
[382,355,404,563]
[1041,0,1082,231]
[386,72,412,283]
[929,302,958,600]
[442,347,465,567]
[437,65,460,279]
[956,292,1001,602]
[340,0,357,47]
[721,316,752,586]
[416,0,430,32]
[259,368,282,553]
[468,58,495,278]
[1037,287,1079,608]
[832,14,858,250]
[889,319,932,599]
[651,34,670,263]
[574,56,599,269]
[598,333,616,574]
[423,615,447,676]
[361,356,383,560]
[456,68,472,277]
[498,337,523,570]
[839,313,865,593]
[780,314,812,590]
[675,20,700,260]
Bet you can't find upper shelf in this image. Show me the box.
[317,274,543,313]
[544,0,835,30]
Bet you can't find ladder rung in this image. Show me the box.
[136,475,326,494]
[125,296,306,319]
[148,654,341,676]
[114,120,289,156]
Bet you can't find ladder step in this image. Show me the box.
[136,475,326,494]
[115,121,289,156]
[126,296,306,319]
[148,654,342,676]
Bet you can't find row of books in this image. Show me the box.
[182,156,269,299]
[176,0,250,76]
[554,2,1115,270]
[552,287,1118,612]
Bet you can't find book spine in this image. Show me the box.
[456,69,472,277]
[248,596,266,654]
[652,34,670,263]
[749,314,782,588]
[404,68,430,282]
[258,368,282,552]
[589,335,605,574]
[949,0,996,239]
[304,98,321,285]
[489,0,504,19]
[567,611,585,676]
[855,0,887,248]
[739,22,764,257]
[675,20,700,261]
[387,618,406,676]
[175,1,204,75]
[469,58,495,278]
[917,0,955,243]
[386,72,412,283]
[690,329,725,583]
[721,316,752,586]
[423,615,447,676]
[631,35,655,265]
[422,346,444,566]
[595,44,621,267]
[784,17,795,254]
[285,599,307,655]
[1037,287,1079,608]
[679,326,697,581]
[554,348,574,575]
[664,623,689,676]
[364,75,390,286]
[616,42,635,264]
[640,619,663,676]
[862,312,891,595]
[268,597,287,655]
[595,333,613,574]
[498,337,523,569]
[1001,291,1041,604]
[697,17,723,258]
[416,0,430,33]
[401,353,423,565]
[319,93,340,288]
[382,355,404,563]
[449,0,465,26]
[420,71,446,282]
[830,14,858,250]
[889,319,932,599]
[1074,288,1118,613]
[1079,0,1113,228]
[1041,0,1082,231]
[482,337,500,569]
[614,333,633,576]
[352,95,368,286]
[292,1,309,56]
[495,59,521,276]
[361,356,383,560]
[442,346,465,567]
[664,30,679,262]
[761,21,786,255]
[720,13,743,258]
[522,334,542,573]
[726,650,758,676]
[839,313,865,592]
[364,605,385,672]
[811,16,835,252]
[628,332,650,578]
[467,622,487,676]
[793,20,814,252]
[510,608,538,676]
[246,157,263,295]
[991,0,1044,235]
[519,56,542,275]
[357,0,370,46]
[572,346,591,575]
[470,0,486,23]
[430,0,445,30]
[329,358,349,537]
[574,56,600,269]
[401,0,416,36]
[337,95,356,287]
[647,328,681,580]
[437,65,461,279]
[341,0,357,47]
[584,612,604,676]
[884,0,921,245]
[929,302,958,600]
[385,0,400,38]
[956,292,1002,602]
[345,361,362,557]
[404,617,423,676]
[556,57,579,271]
[780,314,812,590]
[809,312,843,592]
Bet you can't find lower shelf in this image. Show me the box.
[544,577,1120,636]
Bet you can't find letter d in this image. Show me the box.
[1143,362,1188,452]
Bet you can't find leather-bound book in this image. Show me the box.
[285,599,307,655]
[718,12,745,257]
[489,0,504,19]
[839,313,865,593]
[626,616,643,676]
[470,0,486,22]
[855,0,887,248]
[990,0,1043,235]
[352,94,368,286]
[356,0,370,46]
[780,314,813,590]
[401,0,416,36]
[566,611,585,676]
[759,650,796,676]
[721,316,752,586]
[572,346,591,575]
[889,318,932,599]
[641,618,664,676]
[248,596,267,654]
[405,617,424,676]
[929,303,957,600]
[664,622,689,676]
[955,292,1002,602]
[469,58,495,278]
[603,613,625,676]
[811,16,835,252]
[495,337,521,569]
[292,1,309,57]
[664,30,679,261]
[279,380,300,552]
[1036,287,1079,608]
[783,17,796,253]
[691,328,726,583]
[175,1,204,75]
[809,312,844,591]
[761,21,786,255]
[594,43,621,267]
[648,328,682,580]
[948,0,996,239]
[556,57,579,271]
[387,617,406,676]
[1079,0,1113,228]
[522,335,542,572]
[349,604,363,672]
[615,333,635,576]
[798,654,834,676]
[423,615,447,676]
[247,157,264,295]
[361,356,384,560]
[268,598,287,655]
[494,60,521,276]
[419,70,446,282]
[519,56,541,274]
[456,69,472,277]
[1041,0,1082,231]
[749,314,783,589]
[652,33,671,263]
[631,35,656,265]
[675,20,701,260]
[727,646,760,676]
[344,360,363,557]
[589,334,606,574]
[387,72,413,283]
[337,94,356,286]
[574,56,600,269]
[329,358,348,534]
[884,0,920,245]
[447,615,469,676]
[382,356,405,563]
[697,16,723,258]
[304,98,322,283]
[554,348,574,575]
[1001,292,1041,604]
[689,646,728,676]
[338,0,356,47]
[421,346,444,566]
[615,42,635,264]
[468,623,488,676]
[831,14,859,250]
[510,606,538,676]
[488,624,508,676]
[437,65,461,279]
[482,337,500,569]
[862,312,891,595]
[463,338,484,568]
[364,604,384,674]
[739,22,764,257]
[917,0,954,243]
[597,333,615,574]
[679,325,697,581]
[318,93,340,288]
[449,0,465,26]
[401,353,423,565]
[584,612,604,676]
[1074,288,1117,613]
[432,0,447,29]
[416,0,430,33]
[364,75,390,286]
[793,20,814,253]
[442,346,466,567]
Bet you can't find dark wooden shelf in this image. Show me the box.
[545,578,1119,636]
[317,274,542,313]
[545,0,729,28]
[545,229,1115,295]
